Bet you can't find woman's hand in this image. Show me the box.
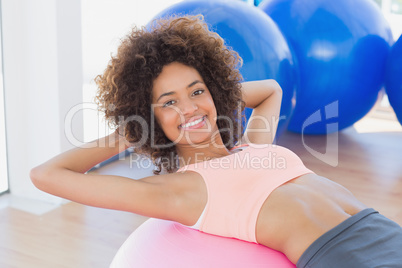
[241,79,282,109]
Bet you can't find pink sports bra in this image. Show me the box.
[177,143,314,243]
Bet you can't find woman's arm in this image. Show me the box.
[29,132,179,220]
[33,131,130,174]
[241,79,283,145]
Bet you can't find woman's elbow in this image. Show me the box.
[267,79,282,94]
[30,166,51,191]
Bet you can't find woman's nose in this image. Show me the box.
[179,99,198,115]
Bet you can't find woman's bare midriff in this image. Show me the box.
[255,173,368,264]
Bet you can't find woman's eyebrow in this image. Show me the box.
[156,91,175,102]
[156,80,204,102]
[187,80,204,88]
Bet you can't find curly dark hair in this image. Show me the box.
[95,15,245,174]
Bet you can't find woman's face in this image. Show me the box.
[152,62,219,146]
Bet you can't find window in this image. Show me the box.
[375,0,402,15]
[0,10,9,195]
[391,0,402,14]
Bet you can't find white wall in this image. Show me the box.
[381,0,402,39]
[81,0,183,142]
[2,0,83,204]
[386,14,402,39]
[0,40,7,193]
[81,0,183,84]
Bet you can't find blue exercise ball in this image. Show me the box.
[260,0,393,134]
[385,34,402,125]
[150,0,296,138]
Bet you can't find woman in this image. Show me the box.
[31,15,402,267]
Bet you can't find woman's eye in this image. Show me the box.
[163,100,175,107]
[193,89,204,96]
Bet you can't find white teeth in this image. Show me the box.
[181,117,204,128]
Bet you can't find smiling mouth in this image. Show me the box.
[179,116,207,129]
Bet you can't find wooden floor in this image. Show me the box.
[1,116,402,268]
[0,201,148,268]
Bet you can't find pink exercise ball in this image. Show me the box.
[110,218,295,267]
